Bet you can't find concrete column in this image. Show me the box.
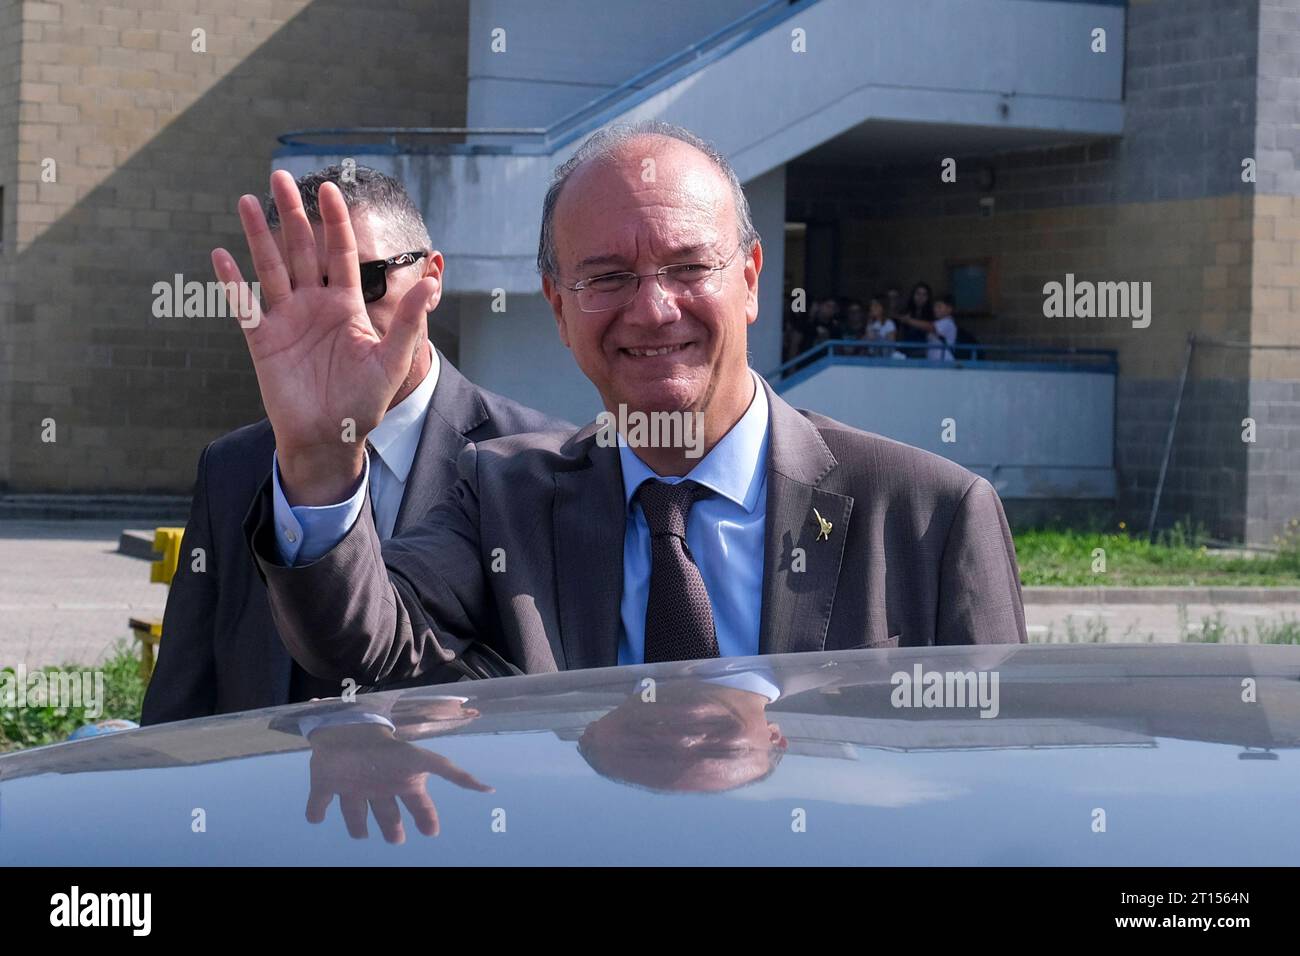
[455,291,603,428]
[745,163,786,380]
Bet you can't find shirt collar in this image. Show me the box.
[618,369,770,513]
[368,343,439,483]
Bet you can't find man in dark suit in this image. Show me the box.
[213,122,1026,690]
[141,166,565,725]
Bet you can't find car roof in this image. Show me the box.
[2,644,1298,865]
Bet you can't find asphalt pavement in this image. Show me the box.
[2,520,1299,669]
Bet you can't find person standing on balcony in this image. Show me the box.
[897,281,934,358]
[884,285,905,323]
[840,300,868,356]
[864,295,898,357]
[897,290,959,362]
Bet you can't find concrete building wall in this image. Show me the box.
[746,164,786,379]
[785,0,1279,540]
[0,0,24,487]
[1244,0,1300,544]
[0,0,469,494]
[465,0,763,130]
[780,361,1116,499]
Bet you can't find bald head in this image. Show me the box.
[550,135,736,286]
[537,122,759,279]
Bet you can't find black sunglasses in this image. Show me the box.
[321,250,426,302]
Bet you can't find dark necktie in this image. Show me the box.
[637,479,720,663]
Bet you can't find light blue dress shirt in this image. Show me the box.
[272,345,440,564]
[617,372,769,665]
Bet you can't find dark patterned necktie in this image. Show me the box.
[637,479,720,663]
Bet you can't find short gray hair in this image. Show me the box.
[536,121,760,278]
[264,164,432,252]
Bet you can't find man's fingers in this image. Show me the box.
[319,181,362,293]
[210,249,263,332]
[339,795,370,839]
[399,789,440,837]
[270,169,322,292]
[236,195,292,304]
[370,796,406,845]
[380,276,437,383]
[305,784,334,824]
[421,750,494,792]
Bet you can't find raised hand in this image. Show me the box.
[211,170,437,505]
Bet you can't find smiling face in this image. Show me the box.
[542,136,761,439]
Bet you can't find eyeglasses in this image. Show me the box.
[321,250,427,302]
[563,246,741,313]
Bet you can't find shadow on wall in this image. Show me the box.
[3,0,469,495]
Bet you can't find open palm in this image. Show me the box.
[306,724,493,842]
[211,170,435,503]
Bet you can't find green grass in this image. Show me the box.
[1035,617,1158,643]
[0,641,146,754]
[1177,608,1300,644]
[1014,521,1300,587]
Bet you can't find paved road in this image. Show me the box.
[0,520,167,668]
[3,520,1300,669]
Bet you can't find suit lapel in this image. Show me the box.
[553,427,625,670]
[394,351,488,532]
[758,381,853,656]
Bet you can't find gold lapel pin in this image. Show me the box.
[813,507,833,541]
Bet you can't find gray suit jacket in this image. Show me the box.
[141,353,568,724]
[248,378,1027,686]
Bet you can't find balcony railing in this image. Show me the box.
[768,339,1119,386]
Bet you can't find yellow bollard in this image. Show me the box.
[149,527,185,585]
[135,526,185,680]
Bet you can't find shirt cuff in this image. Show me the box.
[298,711,397,739]
[271,451,370,566]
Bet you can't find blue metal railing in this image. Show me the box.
[277,0,813,154]
[767,339,1119,382]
